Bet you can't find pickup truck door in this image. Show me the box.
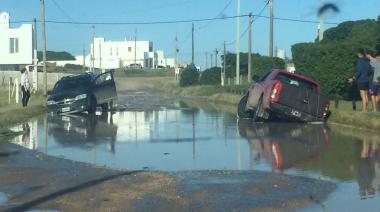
[93,71,117,104]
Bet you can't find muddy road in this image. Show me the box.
[1,78,380,211]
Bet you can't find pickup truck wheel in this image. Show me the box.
[237,95,252,119]
[87,97,97,114]
[254,96,264,122]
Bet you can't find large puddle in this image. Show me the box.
[10,100,380,211]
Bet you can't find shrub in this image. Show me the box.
[180,65,199,87]
[200,67,221,85]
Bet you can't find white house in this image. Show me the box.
[0,12,33,68]
[64,37,175,70]
[89,37,155,69]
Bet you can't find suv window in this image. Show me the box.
[53,76,92,93]
[275,73,317,91]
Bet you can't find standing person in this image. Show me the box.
[367,53,380,111]
[20,67,31,107]
[349,49,372,112]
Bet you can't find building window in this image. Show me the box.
[110,47,113,56]
[9,38,19,54]
[128,47,132,52]
[116,48,118,56]
[149,46,153,52]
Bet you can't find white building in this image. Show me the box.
[0,12,33,69]
[63,37,174,70]
[276,48,286,60]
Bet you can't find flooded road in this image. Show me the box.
[9,99,380,211]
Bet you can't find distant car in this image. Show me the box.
[238,69,331,122]
[128,63,142,69]
[47,70,117,114]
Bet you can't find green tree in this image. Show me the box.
[180,64,199,87]
[223,53,285,79]
[292,17,380,98]
[37,51,75,61]
[199,67,221,85]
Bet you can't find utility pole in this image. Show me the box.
[191,23,194,65]
[269,0,274,58]
[91,25,95,72]
[248,13,252,83]
[174,35,178,79]
[236,0,240,85]
[318,0,324,42]
[134,28,137,65]
[205,52,208,69]
[222,41,226,86]
[33,18,38,92]
[82,46,86,72]
[99,41,102,72]
[40,0,47,95]
[210,53,213,67]
[215,49,218,67]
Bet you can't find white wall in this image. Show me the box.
[0,12,33,65]
[90,38,153,69]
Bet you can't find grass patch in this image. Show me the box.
[0,89,46,130]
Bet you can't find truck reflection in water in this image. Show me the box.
[47,112,118,153]
[238,120,330,170]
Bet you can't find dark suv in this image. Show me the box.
[47,71,117,114]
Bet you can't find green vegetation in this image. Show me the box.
[292,17,380,98]
[179,65,200,87]
[0,91,46,130]
[200,67,221,85]
[38,51,75,61]
[224,53,285,78]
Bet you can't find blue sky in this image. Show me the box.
[1,0,380,66]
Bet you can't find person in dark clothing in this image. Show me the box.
[349,49,373,112]
[20,68,31,107]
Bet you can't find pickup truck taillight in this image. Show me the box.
[321,98,330,119]
[270,81,282,102]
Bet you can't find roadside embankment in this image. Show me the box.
[159,80,380,131]
[0,90,46,132]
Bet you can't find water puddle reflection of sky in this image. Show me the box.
[10,101,380,211]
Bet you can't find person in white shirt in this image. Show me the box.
[20,67,31,107]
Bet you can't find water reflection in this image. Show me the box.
[48,113,117,153]
[238,120,330,171]
[357,138,380,200]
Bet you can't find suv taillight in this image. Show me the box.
[270,81,282,102]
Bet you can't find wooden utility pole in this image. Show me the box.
[175,35,179,80]
[33,18,38,92]
[205,52,208,69]
[91,26,95,72]
[248,13,252,83]
[134,28,137,65]
[40,0,47,95]
[269,0,274,57]
[222,41,226,86]
[191,23,194,65]
[99,41,102,72]
[236,0,240,85]
[215,49,218,67]
[210,53,213,67]
[82,46,85,72]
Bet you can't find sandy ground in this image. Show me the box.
[0,141,335,212]
[0,76,336,211]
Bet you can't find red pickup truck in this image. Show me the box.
[238,69,331,122]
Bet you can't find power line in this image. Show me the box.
[197,0,234,30]
[11,14,339,26]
